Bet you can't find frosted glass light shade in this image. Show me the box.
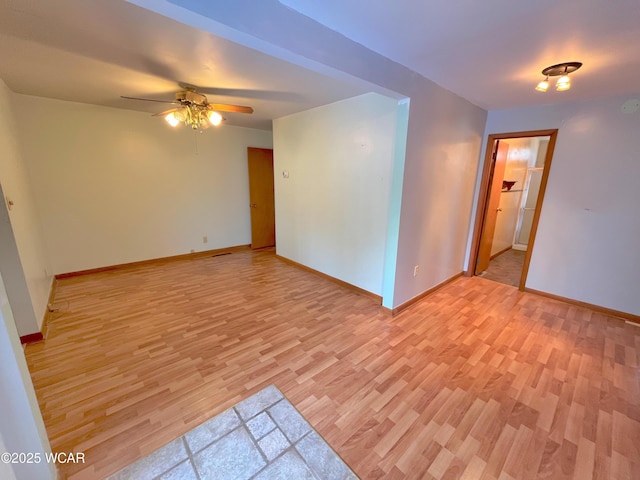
[165,112,180,127]
[208,111,222,126]
[556,75,571,91]
[535,79,549,92]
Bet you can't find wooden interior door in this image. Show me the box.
[476,140,509,273]
[247,147,275,249]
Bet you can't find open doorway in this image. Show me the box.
[468,130,558,289]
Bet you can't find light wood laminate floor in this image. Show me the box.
[25,249,640,479]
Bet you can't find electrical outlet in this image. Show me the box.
[203,236,208,243]
[413,265,419,277]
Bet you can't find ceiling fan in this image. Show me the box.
[121,86,254,130]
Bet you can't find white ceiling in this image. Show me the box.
[280,0,640,109]
[1,0,638,130]
[0,0,371,130]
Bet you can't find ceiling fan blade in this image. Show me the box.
[152,108,182,117]
[208,103,254,114]
[121,96,179,105]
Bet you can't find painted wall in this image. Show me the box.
[0,434,17,480]
[392,88,486,306]
[0,80,51,335]
[273,93,398,295]
[481,94,640,315]
[0,273,56,479]
[0,190,38,336]
[13,94,273,274]
[151,1,488,308]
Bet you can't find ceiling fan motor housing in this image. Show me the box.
[175,90,207,105]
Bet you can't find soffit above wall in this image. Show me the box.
[0,0,376,130]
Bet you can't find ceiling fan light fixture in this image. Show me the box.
[121,87,253,130]
[207,111,223,126]
[165,112,180,127]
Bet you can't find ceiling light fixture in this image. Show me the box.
[535,76,550,92]
[164,104,223,130]
[535,61,582,92]
[164,112,181,127]
[207,110,223,126]
[122,88,253,131]
[556,74,571,91]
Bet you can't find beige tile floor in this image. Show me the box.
[108,385,358,480]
